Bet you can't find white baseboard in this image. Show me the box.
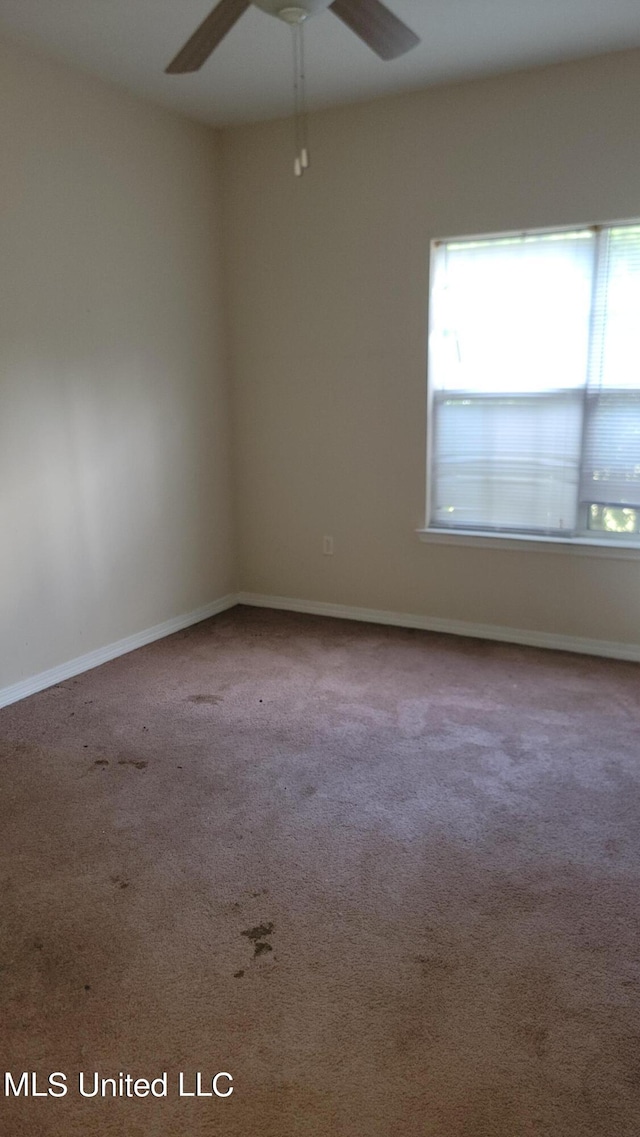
[2,589,637,711]
[0,594,239,710]
[237,592,640,663]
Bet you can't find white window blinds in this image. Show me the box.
[428,224,640,538]
[580,226,640,510]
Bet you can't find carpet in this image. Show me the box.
[0,605,639,1136]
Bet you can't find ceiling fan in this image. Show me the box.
[165,0,420,74]
[165,0,420,175]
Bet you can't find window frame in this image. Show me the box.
[420,218,640,557]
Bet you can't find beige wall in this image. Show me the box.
[0,38,235,690]
[221,50,640,646]
[2,40,639,693]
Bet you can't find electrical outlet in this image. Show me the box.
[322,535,334,555]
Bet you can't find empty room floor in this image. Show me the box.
[0,605,639,1136]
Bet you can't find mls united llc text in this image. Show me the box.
[3,1071,233,1099]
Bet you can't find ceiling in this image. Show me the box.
[1,0,640,127]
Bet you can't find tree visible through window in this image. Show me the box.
[427,223,640,542]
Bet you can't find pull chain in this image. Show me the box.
[292,22,301,176]
[291,19,309,177]
[299,18,309,170]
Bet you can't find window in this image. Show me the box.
[425,222,640,547]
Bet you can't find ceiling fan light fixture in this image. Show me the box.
[277,7,309,25]
[252,0,333,17]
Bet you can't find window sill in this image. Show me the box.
[416,528,640,559]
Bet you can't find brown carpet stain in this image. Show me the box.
[242,922,275,957]
[242,923,275,942]
[0,606,639,1136]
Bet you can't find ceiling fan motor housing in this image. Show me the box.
[252,0,333,20]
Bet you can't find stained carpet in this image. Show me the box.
[0,605,639,1136]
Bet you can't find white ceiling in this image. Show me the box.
[1,0,640,127]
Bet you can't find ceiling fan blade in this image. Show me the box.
[329,0,419,60]
[165,0,251,73]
